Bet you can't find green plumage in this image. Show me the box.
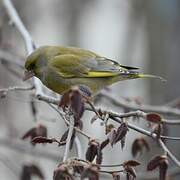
[24,46,163,95]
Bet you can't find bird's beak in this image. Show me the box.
[23,70,35,81]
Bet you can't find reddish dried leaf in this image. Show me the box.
[20,165,31,180]
[123,160,141,167]
[114,122,128,144]
[30,164,44,179]
[86,140,99,162]
[70,90,85,125]
[53,164,74,180]
[73,164,84,175]
[147,155,167,171]
[112,173,120,180]
[159,159,168,180]
[36,124,47,138]
[22,124,47,144]
[131,137,150,157]
[124,166,136,179]
[81,165,99,180]
[146,113,162,123]
[21,164,44,180]
[59,90,71,110]
[22,127,36,140]
[100,139,109,150]
[60,88,85,126]
[96,145,103,164]
[31,136,53,144]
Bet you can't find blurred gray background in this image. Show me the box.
[0,0,180,179]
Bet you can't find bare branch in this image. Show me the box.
[0,137,61,161]
[63,116,74,162]
[2,0,43,97]
[98,92,180,117]
[158,139,180,167]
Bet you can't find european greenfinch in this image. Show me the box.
[24,46,163,95]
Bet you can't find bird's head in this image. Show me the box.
[23,46,49,81]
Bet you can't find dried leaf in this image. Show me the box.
[22,124,47,145]
[73,164,84,175]
[20,165,31,180]
[59,90,71,110]
[159,159,168,180]
[114,122,128,144]
[112,173,120,180]
[124,166,136,179]
[146,113,162,123]
[21,164,44,180]
[22,127,36,140]
[131,137,150,157]
[59,88,85,126]
[36,124,47,138]
[81,165,99,180]
[53,164,74,180]
[70,90,85,125]
[96,145,103,164]
[31,136,53,144]
[147,155,167,171]
[30,164,44,179]
[100,139,109,150]
[86,140,99,162]
[123,160,141,167]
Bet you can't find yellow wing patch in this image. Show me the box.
[86,71,119,77]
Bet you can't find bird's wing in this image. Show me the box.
[49,54,137,78]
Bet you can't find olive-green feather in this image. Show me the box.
[24,45,164,95]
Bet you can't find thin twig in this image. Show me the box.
[100,169,124,174]
[2,0,43,97]
[158,139,180,167]
[0,86,34,96]
[0,137,61,161]
[98,92,180,117]
[75,137,83,159]
[63,116,74,162]
[48,103,91,139]
[3,0,83,163]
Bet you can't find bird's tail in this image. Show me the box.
[111,72,166,83]
[137,73,166,82]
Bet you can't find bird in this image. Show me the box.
[24,46,164,96]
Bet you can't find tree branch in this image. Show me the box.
[97,92,180,117]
